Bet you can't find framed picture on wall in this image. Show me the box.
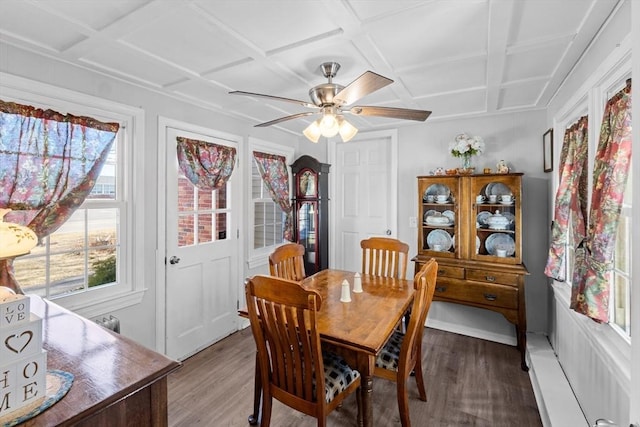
[543,128,553,173]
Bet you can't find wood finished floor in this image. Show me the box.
[168,327,542,427]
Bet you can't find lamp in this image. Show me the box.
[303,107,358,143]
[0,209,37,260]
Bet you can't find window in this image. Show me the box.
[555,71,632,340]
[248,137,293,266]
[1,73,145,317]
[611,168,632,336]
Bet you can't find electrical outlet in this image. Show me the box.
[409,217,417,228]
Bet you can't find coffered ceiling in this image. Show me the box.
[0,0,620,137]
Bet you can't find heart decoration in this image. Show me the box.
[5,331,33,354]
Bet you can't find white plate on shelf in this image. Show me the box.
[484,182,511,197]
[500,200,514,206]
[476,211,492,227]
[476,236,481,254]
[502,212,515,229]
[442,210,455,223]
[435,199,450,204]
[425,184,450,198]
[485,233,515,256]
[427,229,453,251]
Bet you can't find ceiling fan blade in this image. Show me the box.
[348,106,431,121]
[333,71,393,106]
[230,91,317,109]
[255,112,318,127]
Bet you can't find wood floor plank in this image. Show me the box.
[168,327,542,426]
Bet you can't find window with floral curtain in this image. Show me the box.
[252,151,293,242]
[176,137,236,191]
[0,100,119,293]
[570,81,632,322]
[545,116,589,281]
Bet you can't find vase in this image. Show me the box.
[462,153,472,170]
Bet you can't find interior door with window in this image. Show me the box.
[330,130,397,272]
[165,126,239,361]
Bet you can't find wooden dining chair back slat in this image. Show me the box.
[268,243,306,281]
[245,275,361,426]
[373,258,438,427]
[360,237,409,280]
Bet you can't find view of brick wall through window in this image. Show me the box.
[178,177,228,247]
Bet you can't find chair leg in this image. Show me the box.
[260,393,272,427]
[414,358,427,402]
[249,353,261,425]
[397,377,411,427]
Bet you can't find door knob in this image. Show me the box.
[169,256,180,265]
[385,229,392,235]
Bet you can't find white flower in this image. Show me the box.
[450,133,484,158]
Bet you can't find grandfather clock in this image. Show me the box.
[291,155,330,275]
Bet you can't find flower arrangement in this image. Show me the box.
[449,133,485,171]
[449,133,485,158]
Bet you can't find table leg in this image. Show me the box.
[248,352,261,425]
[357,353,375,427]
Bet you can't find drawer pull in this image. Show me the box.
[484,293,497,301]
[438,269,446,275]
[436,286,447,293]
[485,275,496,282]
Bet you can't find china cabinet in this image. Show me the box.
[413,173,529,370]
[291,155,330,275]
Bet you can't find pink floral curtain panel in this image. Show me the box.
[0,100,119,293]
[544,116,589,281]
[176,137,236,191]
[252,151,293,242]
[571,81,632,322]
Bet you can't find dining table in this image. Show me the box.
[241,269,415,427]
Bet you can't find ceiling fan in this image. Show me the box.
[230,62,431,142]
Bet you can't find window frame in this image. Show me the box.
[246,137,294,269]
[0,72,146,318]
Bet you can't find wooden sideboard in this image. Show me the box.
[23,296,181,426]
[414,173,529,370]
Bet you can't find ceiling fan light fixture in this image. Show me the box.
[303,120,322,143]
[319,112,339,137]
[338,118,358,142]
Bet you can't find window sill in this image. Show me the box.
[49,287,147,320]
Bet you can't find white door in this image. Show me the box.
[329,130,397,272]
[164,125,240,361]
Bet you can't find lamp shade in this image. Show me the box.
[338,118,358,142]
[303,120,322,143]
[0,209,37,260]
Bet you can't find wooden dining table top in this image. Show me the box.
[299,269,414,355]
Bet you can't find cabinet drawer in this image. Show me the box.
[466,269,519,286]
[435,264,465,279]
[434,280,518,310]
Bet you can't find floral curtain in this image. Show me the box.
[571,82,632,322]
[0,100,119,293]
[544,116,589,281]
[176,137,236,191]
[252,151,293,242]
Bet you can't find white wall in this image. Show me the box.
[0,42,300,349]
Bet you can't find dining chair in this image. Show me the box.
[360,237,410,280]
[245,275,362,427]
[373,258,438,427]
[268,242,306,281]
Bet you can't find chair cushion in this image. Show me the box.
[322,351,360,403]
[375,330,404,371]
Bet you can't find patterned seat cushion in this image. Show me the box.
[322,351,360,403]
[375,330,404,371]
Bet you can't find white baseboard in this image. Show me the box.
[426,318,517,346]
[526,333,588,427]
